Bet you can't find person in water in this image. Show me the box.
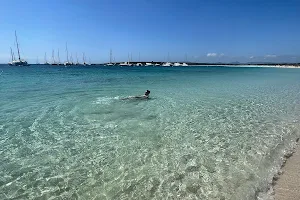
[144,90,150,98]
[122,90,150,100]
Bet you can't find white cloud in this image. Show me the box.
[250,56,254,59]
[219,53,224,57]
[207,53,217,57]
[265,54,277,58]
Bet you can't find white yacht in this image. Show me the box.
[182,63,188,66]
[162,62,172,67]
[8,47,14,66]
[136,63,143,66]
[64,43,72,66]
[173,62,182,66]
[145,62,153,66]
[10,31,29,66]
[119,62,131,66]
[11,60,29,66]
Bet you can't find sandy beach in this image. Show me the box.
[273,141,300,200]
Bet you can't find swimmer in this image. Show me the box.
[143,90,150,98]
[121,90,150,100]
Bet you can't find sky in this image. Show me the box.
[1,0,300,63]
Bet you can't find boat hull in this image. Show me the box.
[10,60,29,66]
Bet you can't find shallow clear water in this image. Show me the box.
[1,65,300,200]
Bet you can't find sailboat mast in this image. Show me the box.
[10,47,14,62]
[52,49,55,64]
[66,43,69,62]
[110,49,112,64]
[57,49,60,64]
[76,53,78,63]
[44,52,47,63]
[15,31,21,60]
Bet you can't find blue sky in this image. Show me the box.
[1,0,300,63]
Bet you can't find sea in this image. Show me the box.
[1,65,300,200]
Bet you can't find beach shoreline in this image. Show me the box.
[258,137,300,200]
[271,138,300,200]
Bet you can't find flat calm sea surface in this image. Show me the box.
[1,65,300,200]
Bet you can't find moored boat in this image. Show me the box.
[10,31,29,66]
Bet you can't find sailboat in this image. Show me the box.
[10,31,29,66]
[173,62,182,66]
[64,43,72,66]
[162,62,172,67]
[8,47,15,66]
[128,53,133,66]
[51,50,58,65]
[106,49,114,66]
[44,52,50,65]
[57,49,63,65]
[135,52,142,66]
[82,53,87,65]
[36,56,40,65]
[120,55,131,66]
[145,62,153,66]
[70,54,74,65]
[119,62,130,66]
[75,53,80,65]
[120,53,133,66]
[182,54,188,66]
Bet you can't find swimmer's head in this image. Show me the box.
[145,90,150,96]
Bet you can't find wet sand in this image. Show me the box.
[274,143,300,200]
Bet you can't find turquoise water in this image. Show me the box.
[1,65,300,200]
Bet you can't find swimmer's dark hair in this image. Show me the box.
[145,90,150,96]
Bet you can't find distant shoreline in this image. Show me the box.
[1,63,300,68]
[105,62,300,67]
[193,64,300,68]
